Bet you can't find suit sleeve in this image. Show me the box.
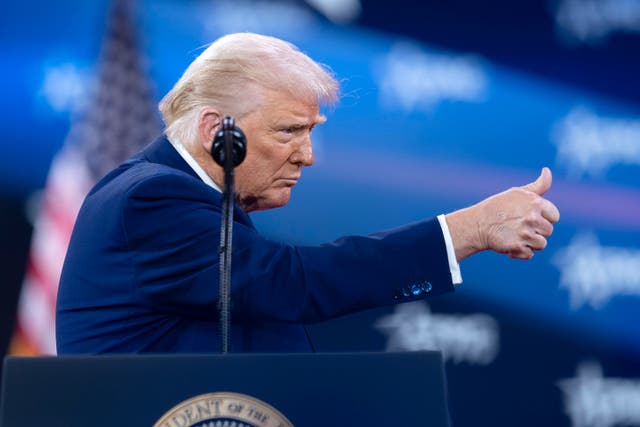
[123,172,454,323]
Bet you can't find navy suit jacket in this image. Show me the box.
[56,136,455,354]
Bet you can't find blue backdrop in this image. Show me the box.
[1,1,639,426]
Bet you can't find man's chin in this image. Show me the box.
[266,190,292,210]
[239,190,291,213]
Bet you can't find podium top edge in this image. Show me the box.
[4,350,444,362]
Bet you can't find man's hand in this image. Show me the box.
[445,167,561,261]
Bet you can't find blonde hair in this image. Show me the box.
[159,32,339,145]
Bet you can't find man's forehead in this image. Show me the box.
[260,91,324,124]
[268,111,326,127]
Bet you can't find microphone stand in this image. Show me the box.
[219,118,236,354]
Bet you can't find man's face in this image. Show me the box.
[234,90,325,213]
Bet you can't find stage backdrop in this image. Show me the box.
[1,1,639,426]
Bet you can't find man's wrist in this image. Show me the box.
[444,207,484,262]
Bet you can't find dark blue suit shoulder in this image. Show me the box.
[87,159,219,206]
[124,164,217,200]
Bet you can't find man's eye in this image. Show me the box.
[280,127,301,136]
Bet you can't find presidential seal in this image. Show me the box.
[153,392,294,427]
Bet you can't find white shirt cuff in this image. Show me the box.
[437,214,462,285]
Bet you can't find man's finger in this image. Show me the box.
[522,167,552,196]
[527,234,548,251]
[509,247,534,260]
[541,199,560,223]
[536,220,554,238]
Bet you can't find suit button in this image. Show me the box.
[422,281,433,293]
[410,284,423,295]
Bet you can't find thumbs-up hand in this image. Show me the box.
[522,166,553,196]
[445,167,560,261]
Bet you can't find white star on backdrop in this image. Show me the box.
[553,233,640,308]
[558,362,640,427]
[375,301,499,365]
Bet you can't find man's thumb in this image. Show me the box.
[522,167,552,195]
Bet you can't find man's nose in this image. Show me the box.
[291,138,314,166]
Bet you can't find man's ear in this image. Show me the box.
[198,108,222,154]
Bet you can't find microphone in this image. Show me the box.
[211,117,247,168]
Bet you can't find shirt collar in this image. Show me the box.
[170,140,222,193]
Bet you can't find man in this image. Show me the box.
[56,33,559,354]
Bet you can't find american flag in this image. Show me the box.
[11,0,161,355]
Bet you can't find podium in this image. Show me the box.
[1,352,450,426]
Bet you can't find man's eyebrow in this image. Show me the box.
[269,113,327,130]
[278,116,326,129]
